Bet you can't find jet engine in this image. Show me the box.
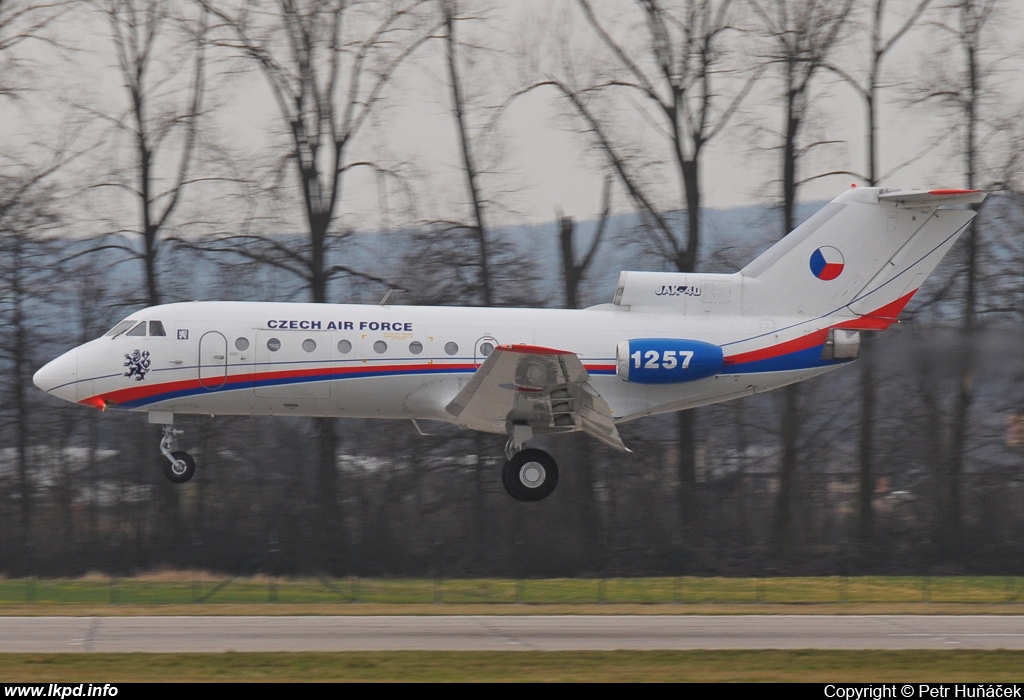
[820,328,860,360]
[615,338,724,384]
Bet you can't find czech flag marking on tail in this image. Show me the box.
[810,246,845,281]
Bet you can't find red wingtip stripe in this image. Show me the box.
[927,188,980,195]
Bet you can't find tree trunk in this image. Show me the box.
[775,385,799,556]
[315,416,340,569]
[444,5,492,306]
[677,410,699,537]
[857,334,876,548]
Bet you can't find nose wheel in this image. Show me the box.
[164,451,196,484]
[502,448,558,502]
[159,423,196,484]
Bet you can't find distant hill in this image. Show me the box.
[50,200,830,315]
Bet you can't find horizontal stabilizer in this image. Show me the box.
[877,188,985,206]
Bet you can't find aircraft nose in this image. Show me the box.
[33,350,78,402]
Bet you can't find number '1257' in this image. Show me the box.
[631,349,694,370]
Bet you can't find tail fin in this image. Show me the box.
[740,187,983,326]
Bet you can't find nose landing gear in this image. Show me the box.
[501,424,558,502]
[151,413,196,484]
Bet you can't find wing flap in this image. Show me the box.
[445,344,629,452]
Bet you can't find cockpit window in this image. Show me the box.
[126,322,147,337]
[149,321,166,337]
[105,320,136,337]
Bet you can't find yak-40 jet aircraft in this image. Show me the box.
[35,187,984,501]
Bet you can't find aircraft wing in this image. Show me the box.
[445,344,629,453]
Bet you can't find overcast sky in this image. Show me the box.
[3,0,1022,233]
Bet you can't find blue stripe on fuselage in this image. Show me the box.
[723,345,850,374]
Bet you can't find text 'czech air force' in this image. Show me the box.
[267,320,413,331]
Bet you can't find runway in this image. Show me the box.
[2,616,1023,652]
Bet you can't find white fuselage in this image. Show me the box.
[34,300,849,430]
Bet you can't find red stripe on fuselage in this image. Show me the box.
[723,289,918,364]
[91,362,479,406]
[723,328,830,365]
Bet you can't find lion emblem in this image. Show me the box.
[123,349,151,381]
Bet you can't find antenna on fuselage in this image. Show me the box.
[378,289,399,306]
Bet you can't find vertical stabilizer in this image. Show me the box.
[739,187,982,325]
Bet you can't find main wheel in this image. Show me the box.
[502,448,558,502]
[164,451,196,484]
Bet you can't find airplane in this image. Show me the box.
[33,186,984,501]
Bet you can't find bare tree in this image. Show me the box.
[555,177,611,559]
[0,0,65,98]
[0,2,73,543]
[748,0,854,554]
[509,0,757,538]
[913,0,1007,551]
[199,0,439,567]
[558,177,611,310]
[82,0,208,307]
[826,0,932,547]
[0,159,63,543]
[748,0,855,233]
[441,0,494,306]
[199,0,438,304]
[830,0,932,187]
[509,0,755,273]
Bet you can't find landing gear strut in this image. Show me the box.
[151,413,196,484]
[501,424,558,502]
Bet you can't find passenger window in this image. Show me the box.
[409,341,423,355]
[235,337,249,351]
[338,339,352,354]
[302,339,316,353]
[444,342,458,356]
[149,321,166,337]
[126,322,146,337]
[105,320,136,337]
[266,338,281,352]
[373,340,387,354]
[480,342,494,356]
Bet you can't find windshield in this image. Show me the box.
[104,320,136,338]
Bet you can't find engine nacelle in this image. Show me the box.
[616,338,724,384]
[821,328,860,360]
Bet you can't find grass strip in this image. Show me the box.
[2,602,1024,616]
[1,576,1022,607]
[2,650,1024,682]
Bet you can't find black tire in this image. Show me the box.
[502,448,558,502]
[164,451,196,484]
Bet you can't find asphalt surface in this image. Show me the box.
[2,616,1023,652]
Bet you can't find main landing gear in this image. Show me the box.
[502,424,558,502]
[151,412,196,484]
